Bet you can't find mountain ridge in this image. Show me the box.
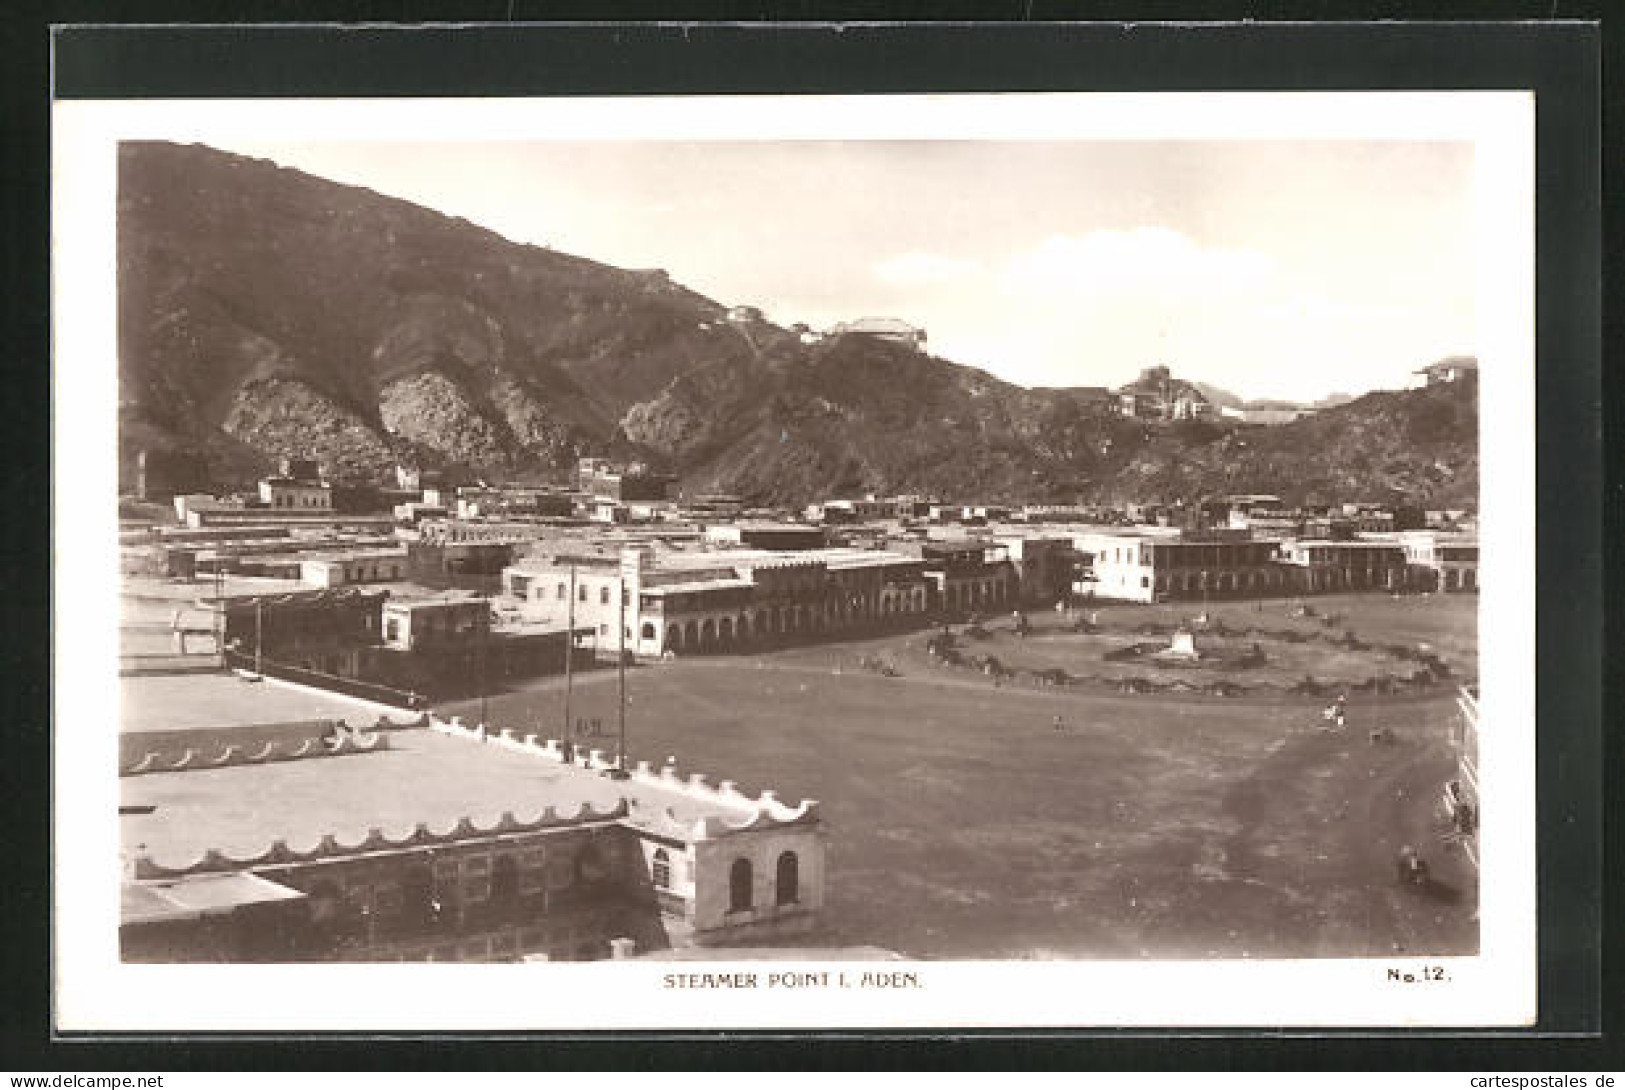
[116,141,1478,509]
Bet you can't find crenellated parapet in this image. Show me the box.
[132,797,631,879]
[427,715,822,837]
[121,726,391,777]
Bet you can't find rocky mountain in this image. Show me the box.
[117,141,1479,509]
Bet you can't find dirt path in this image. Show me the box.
[1133,713,1477,958]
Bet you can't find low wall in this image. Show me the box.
[118,720,340,768]
[223,651,428,709]
[427,715,819,826]
[120,720,392,776]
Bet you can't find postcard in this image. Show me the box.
[54,87,1536,1031]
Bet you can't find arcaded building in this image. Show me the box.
[502,545,933,657]
[1075,530,1287,603]
[1276,539,1411,593]
[1396,531,1481,592]
[118,685,826,962]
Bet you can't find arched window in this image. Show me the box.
[651,848,672,889]
[775,851,799,906]
[728,858,753,912]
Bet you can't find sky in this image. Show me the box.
[212,138,1476,403]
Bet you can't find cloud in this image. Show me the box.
[1000,227,1275,302]
[873,251,982,286]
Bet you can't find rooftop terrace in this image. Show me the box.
[120,710,814,874]
[119,674,404,734]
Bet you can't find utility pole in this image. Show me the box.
[254,597,263,677]
[477,591,489,732]
[213,565,225,668]
[562,563,576,745]
[614,574,629,778]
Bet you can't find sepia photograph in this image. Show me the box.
[52,88,1540,1032]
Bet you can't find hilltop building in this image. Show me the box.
[1413,356,1479,387]
[827,317,927,350]
[1114,365,1215,422]
[1218,405,1314,426]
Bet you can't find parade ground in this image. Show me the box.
[445,593,1480,960]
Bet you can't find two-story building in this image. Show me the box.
[501,545,934,658]
[1074,529,1287,602]
[1396,531,1480,592]
[1276,539,1411,593]
[259,477,333,511]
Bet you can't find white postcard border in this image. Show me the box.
[53,91,1535,1031]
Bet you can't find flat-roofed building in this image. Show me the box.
[1412,355,1479,387]
[119,697,825,962]
[219,587,388,677]
[259,476,333,511]
[993,534,1078,606]
[1396,531,1480,592]
[892,539,1017,615]
[681,494,746,520]
[827,316,926,349]
[1276,539,1410,593]
[576,458,677,503]
[1074,530,1287,603]
[806,497,893,523]
[704,522,828,551]
[300,548,409,588]
[503,545,931,657]
[406,528,522,590]
[380,596,488,652]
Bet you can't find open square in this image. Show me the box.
[446,593,1478,959]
